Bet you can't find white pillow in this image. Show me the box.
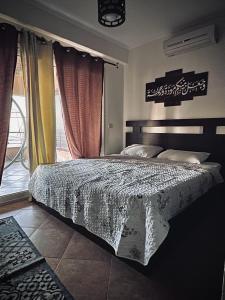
[157,149,210,164]
[121,144,163,158]
[201,162,222,171]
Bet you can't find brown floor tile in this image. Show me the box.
[22,227,37,237]
[14,209,48,228]
[30,226,73,258]
[46,257,60,271]
[56,258,110,300]
[0,209,21,219]
[107,257,174,300]
[21,203,44,211]
[62,231,111,263]
[0,200,30,217]
[39,214,73,233]
[0,199,30,212]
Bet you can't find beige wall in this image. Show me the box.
[3,2,224,154]
[0,0,128,63]
[0,1,126,155]
[104,64,124,154]
[124,17,225,126]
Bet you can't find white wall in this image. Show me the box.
[0,0,128,63]
[124,17,225,125]
[0,0,126,154]
[104,64,124,154]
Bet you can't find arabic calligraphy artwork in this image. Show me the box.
[145,69,208,106]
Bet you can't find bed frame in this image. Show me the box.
[33,117,225,278]
[126,118,225,176]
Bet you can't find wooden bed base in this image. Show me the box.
[32,118,225,298]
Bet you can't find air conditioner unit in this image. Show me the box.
[163,24,216,57]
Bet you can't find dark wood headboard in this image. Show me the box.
[126,118,225,174]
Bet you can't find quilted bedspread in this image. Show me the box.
[29,158,223,265]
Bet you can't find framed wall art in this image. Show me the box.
[145,69,208,106]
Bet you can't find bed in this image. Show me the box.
[29,118,225,266]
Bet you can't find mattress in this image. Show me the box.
[29,157,223,265]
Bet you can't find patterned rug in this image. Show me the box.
[0,216,74,299]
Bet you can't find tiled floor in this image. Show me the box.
[0,149,70,197]
[0,162,29,196]
[0,197,224,300]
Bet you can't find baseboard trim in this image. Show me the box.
[0,190,30,206]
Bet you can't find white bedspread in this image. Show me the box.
[29,158,223,265]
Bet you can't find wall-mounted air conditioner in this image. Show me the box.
[163,24,216,57]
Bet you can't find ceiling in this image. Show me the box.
[31,0,225,49]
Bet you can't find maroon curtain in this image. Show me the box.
[0,24,18,184]
[53,42,104,159]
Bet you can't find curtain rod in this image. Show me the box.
[35,36,119,68]
[1,22,119,69]
[104,61,119,68]
[25,32,119,68]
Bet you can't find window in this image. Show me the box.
[0,54,71,198]
[0,52,29,197]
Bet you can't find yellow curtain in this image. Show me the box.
[20,31,56,173]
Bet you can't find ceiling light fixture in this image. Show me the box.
[98,0,125,27]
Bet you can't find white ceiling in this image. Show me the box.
[31,0,225,49]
